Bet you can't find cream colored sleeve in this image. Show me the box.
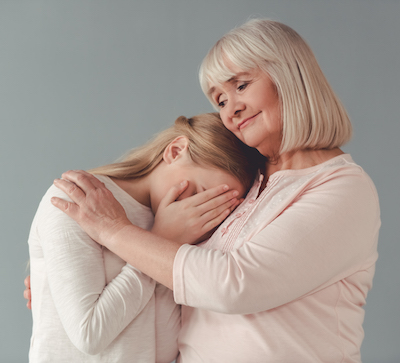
[154,284,180,363]
[36,185,156,355]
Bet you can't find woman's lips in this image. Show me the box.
[238,112,261,130]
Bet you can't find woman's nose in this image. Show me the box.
[230,100,246,118]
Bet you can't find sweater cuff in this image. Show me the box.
[173,244,193,305]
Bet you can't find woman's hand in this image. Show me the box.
[24,276,31,310]
[51,170,132,246]
[151,181,241,244]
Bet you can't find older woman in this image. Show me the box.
[50,19,380,362]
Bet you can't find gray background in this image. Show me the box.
[1,1,399,362]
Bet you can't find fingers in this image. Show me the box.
[158,180,189,209]
[23,286,31,300]
[196,188,240,216]
[204,208,232,230]
[51,196,81,218]
[53,178,86,204]
[24,276,32,310]
[194,194,243,236]
[176,183,240,211]
[200,197,241,230]
[60,170,103,192]
[188,183,231,206]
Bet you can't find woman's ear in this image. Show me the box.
[163,136,190,164]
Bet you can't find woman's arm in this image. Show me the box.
[173,169,380,314]
[51,170,242,289]
[31,184,156,355]
[51,168,380,316]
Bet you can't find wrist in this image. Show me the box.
[100,219,134,248]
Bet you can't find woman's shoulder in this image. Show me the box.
[93,175,154,229]
[304,155,380,214]
[269,153,379,209]
[319,154,378,194]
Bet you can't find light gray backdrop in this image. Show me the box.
[1,1,399,362]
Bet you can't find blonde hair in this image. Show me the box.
[199,19,352,154]
[90,113,264,192]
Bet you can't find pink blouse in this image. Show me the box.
[173,154,380,363]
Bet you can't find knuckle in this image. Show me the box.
[76,174,86,182]
[62,201,73,212]
[66,184,77,194]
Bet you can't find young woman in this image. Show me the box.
[27,112,263,363]
[33,19,380,362]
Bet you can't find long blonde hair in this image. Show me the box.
[90,113,265,192]
[199,19,352,154]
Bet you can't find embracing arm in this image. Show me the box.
[97,223,179,290]
[33,185,156,355]
[173,170,380,314]
[51,170,241,290]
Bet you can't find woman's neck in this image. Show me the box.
[265,148,344,178]
[111,176,152,208]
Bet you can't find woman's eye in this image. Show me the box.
[237,82,248,91]
[218,100,226,108]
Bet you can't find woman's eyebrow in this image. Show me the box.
[228,72,251,82]
[208,72,252,96]
[208,86,217,98]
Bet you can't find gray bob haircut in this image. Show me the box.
[199,19,352,154]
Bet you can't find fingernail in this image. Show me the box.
[180,180,188,187]
[232,190,239,197]
[223,185,229,191]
